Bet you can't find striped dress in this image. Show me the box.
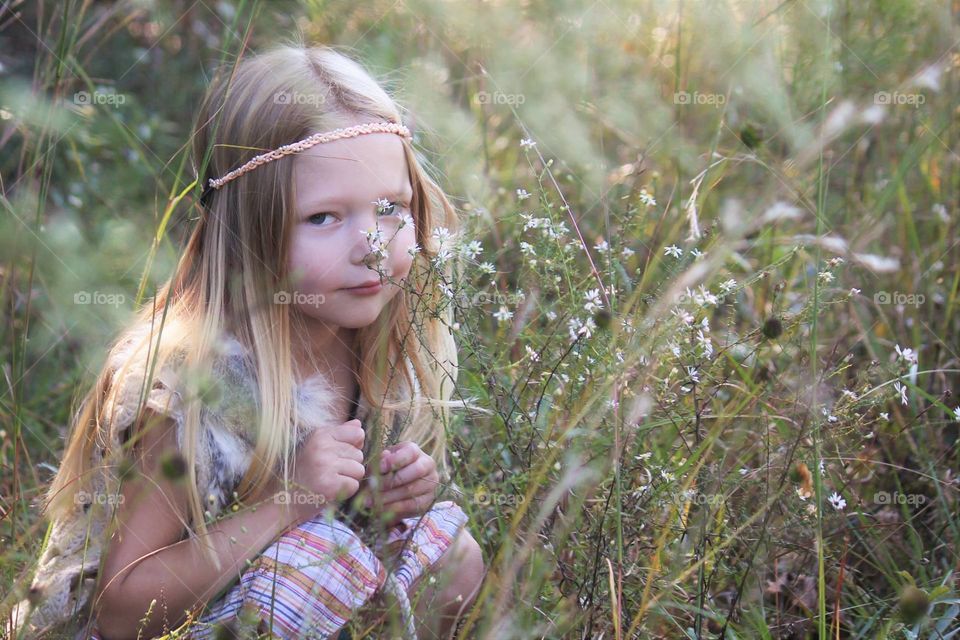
[87,500,468,639]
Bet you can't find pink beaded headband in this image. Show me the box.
[205,121,412,191]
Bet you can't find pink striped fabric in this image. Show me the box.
[88,501,467,639]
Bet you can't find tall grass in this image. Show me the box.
[2,0,958,638]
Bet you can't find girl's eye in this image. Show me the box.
[376,201,409,217]
[307,212,336,226]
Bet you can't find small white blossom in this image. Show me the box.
[516,188,531,201]
[407,243,422,258]
[818,270,834,284]
[621,246,635,259]
[696,330,713,358]
[828,492,846,511]
[568,316,597,341]
[459,240,483,261]
[850,287,861,295]
[664,245,683,259]
[672,308,694,325]
[893,381,908,406]
[639,188,656,207]
[525,344,540,361]
[718,279,737,294]
[520,137,537,149]
[895,344,918,365]
[493,306,514,324]
[432,227,453,247]
[477,261,496,275]
[690,248,704,259]
[583,289,603,313]
[953,407,960,421]
[879,412,889,421]
[594,239,610,253]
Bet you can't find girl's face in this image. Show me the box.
[287,126,417,330]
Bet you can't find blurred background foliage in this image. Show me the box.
[2,0,959,638]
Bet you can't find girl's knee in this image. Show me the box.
[446,530,485,598]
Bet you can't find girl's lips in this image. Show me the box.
[342,282,383,294]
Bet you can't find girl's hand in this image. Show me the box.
[367,441,439,526]
[271,419,366,524]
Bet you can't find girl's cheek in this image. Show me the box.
[387,224,417,279]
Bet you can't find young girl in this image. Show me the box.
[10,43,485,639]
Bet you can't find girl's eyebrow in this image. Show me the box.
[301,185,413,211]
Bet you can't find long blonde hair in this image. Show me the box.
[43,43,466,567]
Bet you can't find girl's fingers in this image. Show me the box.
[381,441,421,474]
[382,492,435,522]
[377,476,436,505]
[383,453,436,489]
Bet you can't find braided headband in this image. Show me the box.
[204,121,412,192]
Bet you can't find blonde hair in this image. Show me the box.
[43,43,467,569]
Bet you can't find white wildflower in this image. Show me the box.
[584,289,603,313]
[568,316,596,341]
[516,188,531,201]
[493,306,514,324]
[818,270,834,284]
[828,492,846,511]
[664,245,683,258]
[895,344,918,365]
[520,137,537,149]
[639,188,656,207]
[594,239,610,253]
[460,240,483,261]
[718,279,737,294]
[893,381,908,406]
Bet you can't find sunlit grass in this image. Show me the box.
[2,1,959,638]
